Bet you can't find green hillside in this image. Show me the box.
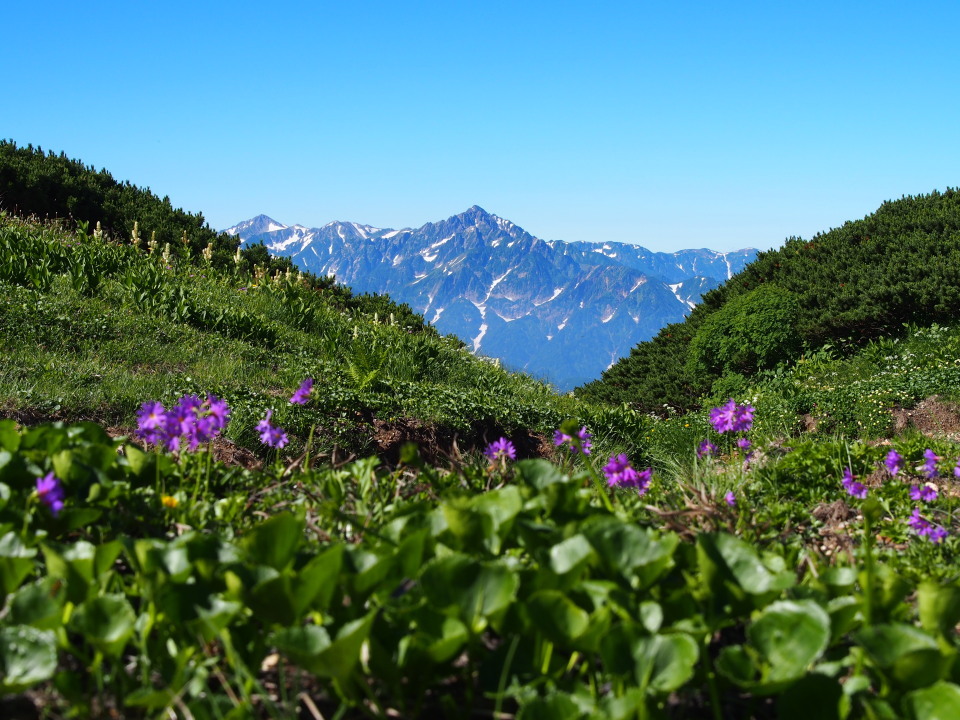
[579,189,960,413]
[3,149,960,719]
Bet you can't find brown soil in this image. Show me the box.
[370,417,553,467]
[891,395,960,439]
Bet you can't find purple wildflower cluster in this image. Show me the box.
[841,467,868,499]
[697,440,718,459]
[256,410,289,449]
[923,449,941,479]
[884,449,903,476]
[289,377,314,405]
[709,399,754,434]
[910,483,938,502]
[554,427,592,455]
[724,491,736,507]
[137,394,230,451]
[907,508,948,544]
[602,454,652,495]
[36,472,65,516]
[256,378,313,449]
[485,438,517,462]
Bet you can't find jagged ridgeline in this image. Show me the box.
[579,188,960,412]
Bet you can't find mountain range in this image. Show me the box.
[225,207,757,390]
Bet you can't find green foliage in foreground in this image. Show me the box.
[582,188,960,413]
[1,417,959,719]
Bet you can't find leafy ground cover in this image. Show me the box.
[5,213,960,718]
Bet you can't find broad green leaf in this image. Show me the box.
[292,544,343,615]
[0,532,37,596]
[918,581,960,639]
[420,554,519,634]
[748,600,831,682]
[856,624,946,690]
[526,590,590,644]
[633,633,699,695]
[240,512,304,570]
[0,420,20,452]
[274,612,375,681]
[516,459,568,489]
[70,594,136,658]
[0,626,57,692]
[698,532,775,596]
[9,577,66,630]
[582,517,676,586]
[549,534,596,577]
[519,692,584,720]
[904,682,960,720]
[403,611,469,664]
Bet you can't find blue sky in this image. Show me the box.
[5,1,959,252]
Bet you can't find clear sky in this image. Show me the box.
[5,1,959,252]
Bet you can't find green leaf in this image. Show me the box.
[420,554,519,634]
[918,581,960,639]
[403,611,469,664]
[69,594,136,658]
[519,692,584,720]
[856,624,946,690]
[698,532,775,596]
[748,600,831,683]
[904,682,960,720]
[292,544,343,615]
[273,612,375,681]
[240,513,304,570]
[0,626,57,693]
[633,633,699,695]
[0,420,20,452]
[549,534,596,577]
[526,590,591,644]
[9,577,66,630]
[516,459,568,489]
[0,532,37,596]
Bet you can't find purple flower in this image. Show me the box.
[697,440,718,458]
[137,394,230,452]
[724,491,736,507]
[602,454,652,494]
[136,401,167,444]
[923,449,941,479]
[709,399,754,434]
[36,472,65,517]
[929,526,949,544]
[736,438,751,452]
[289,378,314,405]
[910,483,939,502]
[485,437,517,462]
[955,458,960,479]
[841,467,867,499]
[554,426,592,455]
[884,449,903,476]
[907,507,931,534]
[206,394,231,432]
[256,410,289,449]
[907,508,947,542]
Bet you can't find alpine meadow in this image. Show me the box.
[6,141,960,720]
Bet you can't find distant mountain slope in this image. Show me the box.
[226,207,756,390]
[580,188,960,413]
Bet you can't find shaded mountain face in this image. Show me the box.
[225,207,757,390]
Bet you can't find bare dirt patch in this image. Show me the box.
[891,395,960,439]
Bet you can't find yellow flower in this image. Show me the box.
[161,495,179,509]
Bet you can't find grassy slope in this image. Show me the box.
[0,213,593,459]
